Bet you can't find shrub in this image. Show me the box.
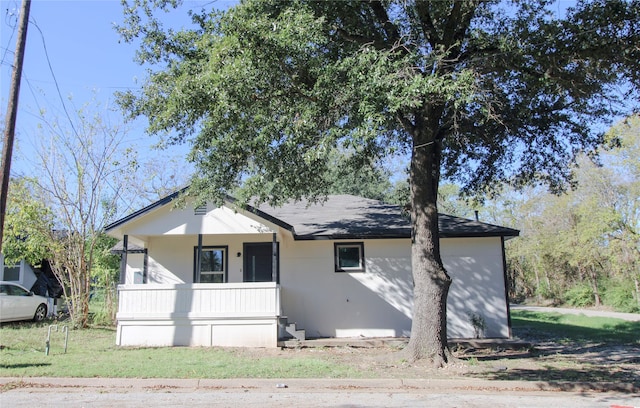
[563,284,594,307]
[88,287,117,326]
[467,312,486,339]
[602,281,640,313]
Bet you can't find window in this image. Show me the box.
[195,246,227,283]
[334,242,365,272]
[2,262,22,281]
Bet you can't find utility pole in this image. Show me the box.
[0,0,31,253]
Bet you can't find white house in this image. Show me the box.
[105,191,518,348]
[1,255,38,289]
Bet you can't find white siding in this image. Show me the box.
[442,237,510,338]
[122,204,271,236]
[0,257,37,288]
[279,238,413,339]
[126,235,275,284]
[278,236,509,339]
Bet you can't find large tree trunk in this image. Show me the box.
[404,123,452,366]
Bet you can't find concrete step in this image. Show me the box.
[285,322,306,341]
[278,316,306,341]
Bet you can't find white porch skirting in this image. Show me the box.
[116,282,281,348]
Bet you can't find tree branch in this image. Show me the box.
[335,27,388,51]
[414,2,439,49]
[370,1,401,44]
[443,0,481,49]
[396,112,416,136]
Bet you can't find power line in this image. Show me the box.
[29,17,80,139]
[1,0,31,254]
[1,2,19,67]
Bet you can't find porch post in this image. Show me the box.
[272,232,278,283]
[143,250,148,284]
[195,233,203,283]
[501,236,512,338]
[120,235,128,285]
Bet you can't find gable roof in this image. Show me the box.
[106,192,518,240]
[104,187,188,232]
[256,195,519,240]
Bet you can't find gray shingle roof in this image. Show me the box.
[106,191,518,240]
[256,195,519,240]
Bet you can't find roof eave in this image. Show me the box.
[292,230,519,241]
[104,187,188,233]
[293,233,412,241]
[440,231,520,239]
[236,200,296,235]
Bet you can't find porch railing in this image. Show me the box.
[116,282,281,320]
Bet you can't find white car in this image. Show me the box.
[0,281,48,323]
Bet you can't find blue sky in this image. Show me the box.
[1,0,234,178]
[1,0,624,190]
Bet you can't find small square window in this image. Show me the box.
[2,264,21,281]
[334,242,365,272]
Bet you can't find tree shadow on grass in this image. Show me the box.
[1,362,52,369]
[459,346,639,392]
[512,311,640,344]
[459,311,640,393]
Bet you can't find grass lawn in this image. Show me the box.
[1,309,638,380]
[510,309,639,345]
[0,322,361,379]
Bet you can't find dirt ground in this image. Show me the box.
[231,336,640,392]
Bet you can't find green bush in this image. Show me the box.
[563,284,594,307]
[602,281,640,313]
[535,280,556,301]
[534,279,565,306]
[89,287,117,327]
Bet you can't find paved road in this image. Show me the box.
[510,304,640,321]
[2,378,639,408]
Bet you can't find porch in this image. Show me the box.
[116,282,282,348]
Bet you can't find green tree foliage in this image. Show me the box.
[436,183,479,220]
[326,151,394,201]
[117,0,640,364]
[489,115,640,312]
[2,177,54,266]
[603,115,640,310]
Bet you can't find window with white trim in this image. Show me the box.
[1,258,22,282]
[195,247,227,283]
[334,242,365,272]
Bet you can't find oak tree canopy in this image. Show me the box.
[118,0,640,365]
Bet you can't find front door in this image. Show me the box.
[243,242,277,282]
